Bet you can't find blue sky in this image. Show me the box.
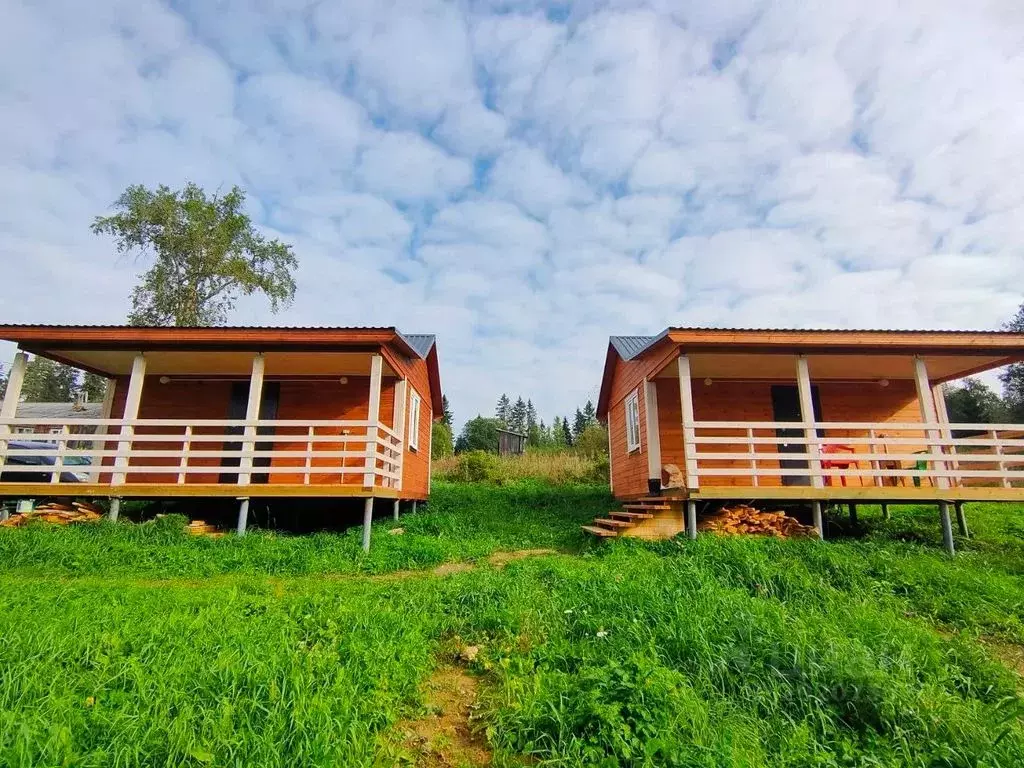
[2,0,1023,427]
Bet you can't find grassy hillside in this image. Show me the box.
[1,487,1022,766]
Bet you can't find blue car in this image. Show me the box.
[1,441,84,483]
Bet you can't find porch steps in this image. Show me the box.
[584,499,684,538]
[593,517,631,530]
[609,510,653,520]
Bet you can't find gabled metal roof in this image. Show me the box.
[609,333,665,361]
[398,333,436,359]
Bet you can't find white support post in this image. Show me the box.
[933,383,959,487]
[643,378,662,489]
[411,500,418,515]
[304,426,314,485]
[393,379,408,491]
[746,427,759,487]
[177,426,192,484]
[938,501,955,556]
[812,501,824,539]
[686,500,697,540]
[991,429,1011,488]
[362,497,374,551]
[913,357,948,489]
[236,498,250,536]
[238,353,265,486]
[91,379,116,481]
[676,354,699,490]
[393,499,400,521]
[113,354,147,485]
[50,425,70,483]
[0,351,28,471]
[108,497,121,522]
[364,354,383,488]
[796,356,823,488]
[869,428,883,488]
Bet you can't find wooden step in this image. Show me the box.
[581,525,617,538]
[594,517,631,529]
[610,510,654,520]
[624,503,671,511]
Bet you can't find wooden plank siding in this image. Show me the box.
[652,378,924,490]
[381,347,434,499]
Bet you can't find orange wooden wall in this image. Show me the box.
[607,352,924,498]
[104,363,433,498]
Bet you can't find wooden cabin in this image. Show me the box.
[595,327,1024,551]
[0,326,442,547]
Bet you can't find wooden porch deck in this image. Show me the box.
[0,482,414,500]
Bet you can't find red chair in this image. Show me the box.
[820,443,856,486]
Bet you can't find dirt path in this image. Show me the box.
[374,548,558,581]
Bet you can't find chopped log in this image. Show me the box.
[697,504,817,538]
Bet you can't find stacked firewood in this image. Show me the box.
[187,520,224,537]
[0,500,104,527]
[698,504,818,538]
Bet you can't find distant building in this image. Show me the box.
[497,428,526,456]
[14,397,104,445]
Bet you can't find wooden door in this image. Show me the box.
[219,382,280,484]
[770,384,821,487]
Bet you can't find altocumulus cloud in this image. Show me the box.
[2,0,1023,425]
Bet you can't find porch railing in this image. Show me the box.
[0,418,404,489]
[684,421,1024,489]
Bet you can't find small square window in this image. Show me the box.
[625,389,641,453]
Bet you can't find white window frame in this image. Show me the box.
[625,389,641,453]
[408,389,422,451]
[14,427,32,435]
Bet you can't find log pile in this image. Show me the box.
[0,500,104,527]
[698,504,818,538]
[187,520,224,537]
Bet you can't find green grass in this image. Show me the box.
[1,489,1022,766]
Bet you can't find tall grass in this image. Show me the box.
[433,449,608,484]
[0,494,1022,766]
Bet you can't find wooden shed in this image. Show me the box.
[0,325,442,548]
[595,327,1024,550]
[497,429,526,456]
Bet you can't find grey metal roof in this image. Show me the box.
[15,402,103,419]
[610,325,1021,361]
[610,333,665,360]
[399,333,436,359]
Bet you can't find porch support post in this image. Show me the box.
[362,497,373,551]
[881,504,890,521]
[411,500,418,515]
[238,353,265,486]
[236,498,250,536]
[113,354,147,485]
[108,497,121,522]
[848,503,858,525]
[0,350,28,472]
[796,356,823,488]
[92,378,116,482]
[939,501,955,556]
[913,356,948,489]
[686,500,697,540]
[676,354,698,490]
[812,501,824,539]
[393,378,408,491]
[643,378,662,491]
[954,501,969,537]
[393,499,400,521]
[933,382,959,487]
[363,354,383,488]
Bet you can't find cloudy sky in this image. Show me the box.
[2,0,1023,426]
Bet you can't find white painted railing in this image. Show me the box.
[685,421,1024,489]
[0,418,403,488]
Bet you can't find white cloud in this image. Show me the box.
[2,0,1024,426]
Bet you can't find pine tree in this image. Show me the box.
[495,394,511,426]
[552,416,565,447]
[582,400,596,426]
[21,357,79,402]
[572,407,587,438]
[441,395,454,428]
[562,416,573,446]
[509,397,527,434]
